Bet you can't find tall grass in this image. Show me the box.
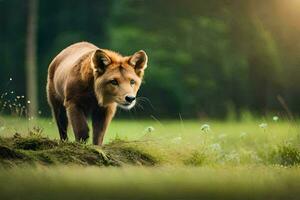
[0,116,299,166]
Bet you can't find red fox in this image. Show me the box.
[47,42,148,145]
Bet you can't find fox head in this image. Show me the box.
[91,49,148,109]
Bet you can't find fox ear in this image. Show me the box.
[91,49,111,73]
[129,50,148,76]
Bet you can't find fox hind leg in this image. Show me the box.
[48,95,68,141]
[53,104,68,141]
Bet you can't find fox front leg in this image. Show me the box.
[92,105,116,145]
[66,103,89,142]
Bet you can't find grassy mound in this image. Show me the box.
[0,134,157,167]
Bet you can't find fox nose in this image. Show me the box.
[125,95,136,103]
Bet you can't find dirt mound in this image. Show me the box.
[0,134,157,167]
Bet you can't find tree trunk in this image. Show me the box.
[25,0,38,118]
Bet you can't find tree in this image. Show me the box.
[25,0,38,118]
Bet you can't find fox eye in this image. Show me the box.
[109,79,119,86]
[130,79,136,85]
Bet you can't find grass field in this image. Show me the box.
[0,116,300,200]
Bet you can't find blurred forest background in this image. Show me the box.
[0,0,299,119]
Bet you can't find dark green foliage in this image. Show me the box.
[14,136,58,150]
[0,0,300,118]
[183,151,206,166]
[0,134,157,168]
[105,140,157,166]
[0,145,26,160]
[271,144,300,166]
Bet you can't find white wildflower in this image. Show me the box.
[273,116,279,122]
[27,100,31,104]
[9,78,12,81]
[201,124,210,133]
[259,123,268,129]
[144,126,155,133]
[210,143,221,151]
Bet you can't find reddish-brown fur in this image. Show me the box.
[47,42,148,145]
